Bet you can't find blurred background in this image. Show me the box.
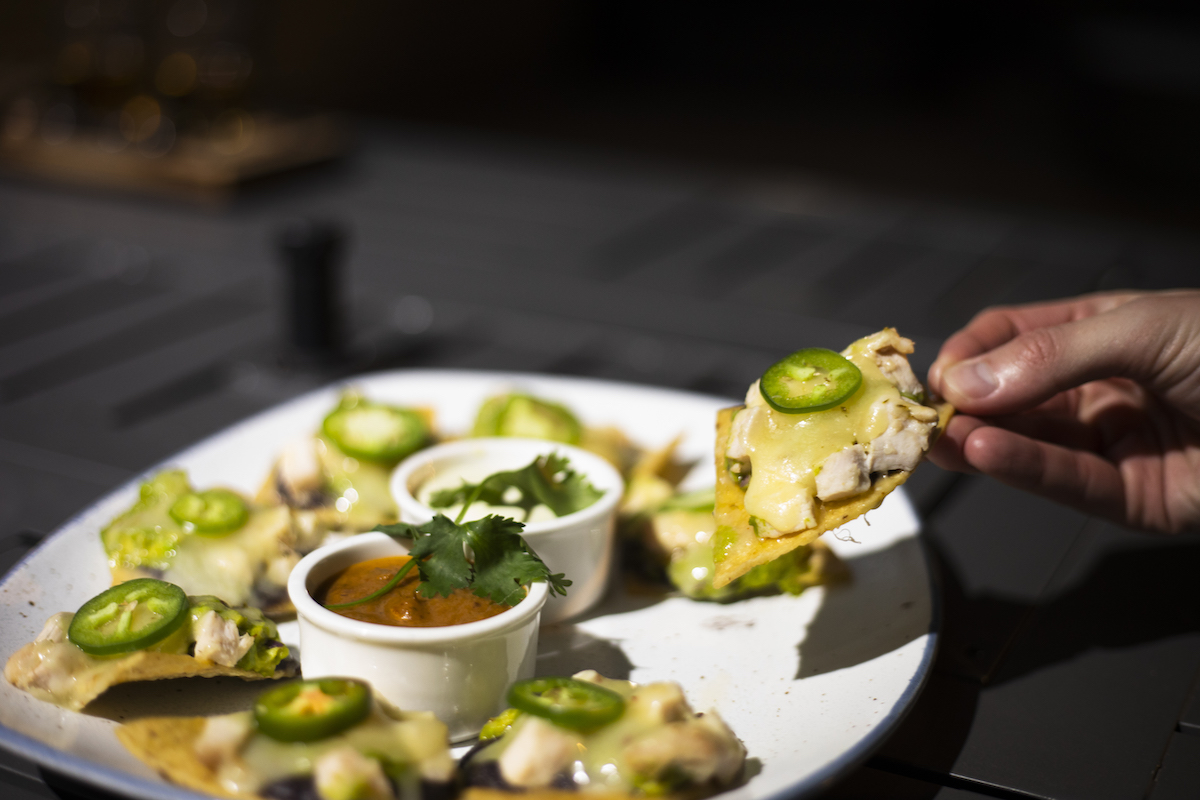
[1,3,1199,800]
[6,2,1200,221]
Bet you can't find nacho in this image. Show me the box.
[5,593,295,711]
[462,671,745,798]
[257,394,438,546]
[713,329,952,588]
[117,681,455,800]
[103,470,298,614]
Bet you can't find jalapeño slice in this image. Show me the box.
[473,394,582,445]
[169,489,248,536]
[759,348,863,414]
[67,578,188,657]
[254,678,371,742]
[322,401,428,463]
[507,677,625,732]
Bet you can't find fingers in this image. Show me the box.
[958,425,1127,523]
[933,296,1179,417]
[927,415,984,473]
[928,292,1142,393]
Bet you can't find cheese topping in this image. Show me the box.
[735,332,933,534]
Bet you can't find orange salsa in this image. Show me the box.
[317,556,512,627]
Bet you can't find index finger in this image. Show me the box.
[929,292,1141,391]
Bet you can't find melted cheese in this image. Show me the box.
[741,340,905,533]
[476,676,741,793]
[225,708,453,794]
[164,505,293,607]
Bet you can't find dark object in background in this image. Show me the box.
[277,219,346,363]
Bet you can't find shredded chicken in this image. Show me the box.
[622,712,746,786]
[278,437,324,496]
[816,445,870,502]
[631,681,693,724]
[313,746,394,800]
[498,717,578,788]
[194,713,253,770]
[4,636,90,700]
[865,401,937,474]
[727,381,767,461]
[192,610,254,668]
[858,329,924,397]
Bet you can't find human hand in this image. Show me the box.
[927,290,1200,533]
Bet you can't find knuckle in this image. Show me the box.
[1012,327,1062,372]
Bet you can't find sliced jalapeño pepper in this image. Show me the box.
[322,400,428,463]
[67,578,188,657]
[759,348,863,414]
[507,677,625,732]
[473,394,582,445]
[254,678,371,742]
[169,489,248,536]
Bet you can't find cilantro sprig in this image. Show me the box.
[325,513,571,610]
[324,454,594,611]
[428,453,603,521]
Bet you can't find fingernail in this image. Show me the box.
[945,360,998,400]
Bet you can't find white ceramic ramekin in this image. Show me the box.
[391,437,624,623]
[288,531,548,742]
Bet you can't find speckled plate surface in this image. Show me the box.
[0,370,936,800]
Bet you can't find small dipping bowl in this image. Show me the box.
[289,531,548,741]
[392,437,624,623]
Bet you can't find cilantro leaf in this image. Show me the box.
[428,453,603,521]
[369,514,571,607]
[466,515,571,605]
[406,514,474,599]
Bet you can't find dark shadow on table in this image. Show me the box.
[855,532,1200,797]
[797,538,933,679]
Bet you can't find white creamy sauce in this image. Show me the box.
[416,457,560,524]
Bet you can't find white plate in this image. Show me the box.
[0,370,937,800]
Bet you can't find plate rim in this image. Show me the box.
[0,367,940,800]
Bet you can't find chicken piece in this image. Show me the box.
[725,407,759,462]
[629,681,693,725]
[865,402,937,474]
[194,713,253,770]
[313,746,394,800]
[192,610,254,668]
[622,712,746,786]
[276,437,327,509]
[4,637,90,700]
[726,381,768,461]
[498,717,579,789]
[858,329,924,398]
[34,612,71,644]
[816,444,870,502]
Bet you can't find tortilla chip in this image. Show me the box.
[712,401,953,588]
[117,717,253,800]
[4,642,291,712]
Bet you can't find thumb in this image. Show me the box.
[938,299,1171,416]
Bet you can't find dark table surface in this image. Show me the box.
[0,123,1197,800]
